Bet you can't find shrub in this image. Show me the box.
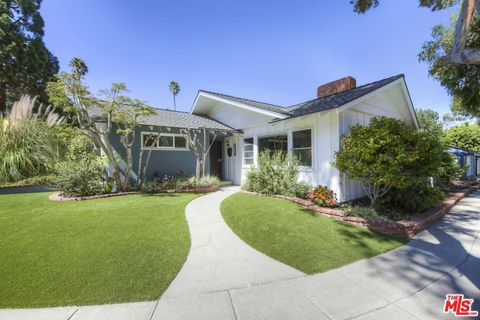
[333,117,445,207]
[0,118,60,182]
[141,180,159,194]
[377,184,444,214]
[194,175,220,188]
[55,158,108,197]
[141,175,220,194]
[245,151,299,196]
[294,181,312,199]
[309,185,337,208]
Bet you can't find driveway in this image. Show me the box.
[1,189,479,320]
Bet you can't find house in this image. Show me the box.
[95,74,418,202]
[448,146,480,178]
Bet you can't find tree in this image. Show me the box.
[443,123,480,151]
[333,117,444,207]
[169,81,180,111]
[0,0,59,115]
[180,127,222,179]
[47,58,153,192]
[351,0,480,64]
[419,13,480,118]
[416,108,445,137]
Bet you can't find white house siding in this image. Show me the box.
[338,92,404,201]
[240,110,343,201]
[223,133,243,185]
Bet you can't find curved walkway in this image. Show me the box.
[1,188,479,320]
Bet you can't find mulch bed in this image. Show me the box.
[242,185,478,237]
[49,186,219,202]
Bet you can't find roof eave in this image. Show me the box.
[192,91,289,120]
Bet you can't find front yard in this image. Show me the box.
[221,193,407,274]
[0,191,199,308]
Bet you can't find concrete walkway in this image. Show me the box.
[1,189,479,320]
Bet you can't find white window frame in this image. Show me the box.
[257,132,289,156]
[141,132,189,151]
[292,128,313,168]
[243,137,255,166]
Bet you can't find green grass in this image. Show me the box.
[0,192,199,308]
[221,193,407,274]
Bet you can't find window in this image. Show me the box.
[292,129,312,167]
[141,132,187,150]
[243,138,254,165]
[142,133,157,148]
[175,136,186,148]
[159,136,174,148]
[258,134,288,156]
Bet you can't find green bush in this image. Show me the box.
[377,184,444,214]
[141,181,158,194]
[140,175,220,194]
[333,116,447,207]
[0,119,60,182]
[294,181,312,199]
[0,175,56,187]
[55,158,108,197]
[245,151,299,196]
[434,151,465,187]
[192,175,220,188]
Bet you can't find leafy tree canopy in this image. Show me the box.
[0,0,59,114]
[349,0,459,13]
[416,108,445,138]
[443,123,480,151]
[419,13,480,118]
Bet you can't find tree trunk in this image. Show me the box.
[195,159,201,179]
[122,145,133,191]
[0,82,6,116]
[173,95,176,111]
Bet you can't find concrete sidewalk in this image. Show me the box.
[1,189,479,320]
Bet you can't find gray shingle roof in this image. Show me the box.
[89,106,236,132]
[286,74,404,117]
[199,90,290,115]
[199,75,404,119]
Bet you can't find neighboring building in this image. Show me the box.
[94,74,418,202]
[448,146,480,178]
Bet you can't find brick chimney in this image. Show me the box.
[317,76,356,98]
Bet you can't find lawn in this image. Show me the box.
[0,191,199,308]
[221,193,407,274]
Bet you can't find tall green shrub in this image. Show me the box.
[245,151,299,196]
[333,117,446,207]
[0,119,59,182]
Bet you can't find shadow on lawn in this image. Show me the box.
[0,185,53,195]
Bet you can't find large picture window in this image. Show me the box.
[243,138,254,165]
[258,134,288,156]
[141,132,187,150]
[292,129,312,167]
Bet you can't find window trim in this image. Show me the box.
[141,132,189,151]
[292,128,313,168]
[257,132,289,156]
[243,137,255,166]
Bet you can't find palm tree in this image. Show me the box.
[169,81,180,111]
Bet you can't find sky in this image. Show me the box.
[40,1,457,116]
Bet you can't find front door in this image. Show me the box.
[209,140,223,179]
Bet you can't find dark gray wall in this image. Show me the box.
[109,124,218,180]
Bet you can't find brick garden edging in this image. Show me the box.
[241,186,477,237]
[49,186,220,202]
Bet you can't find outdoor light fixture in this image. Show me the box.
[226,141,230,147]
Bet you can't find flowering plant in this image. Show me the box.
[308,185,337,208]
